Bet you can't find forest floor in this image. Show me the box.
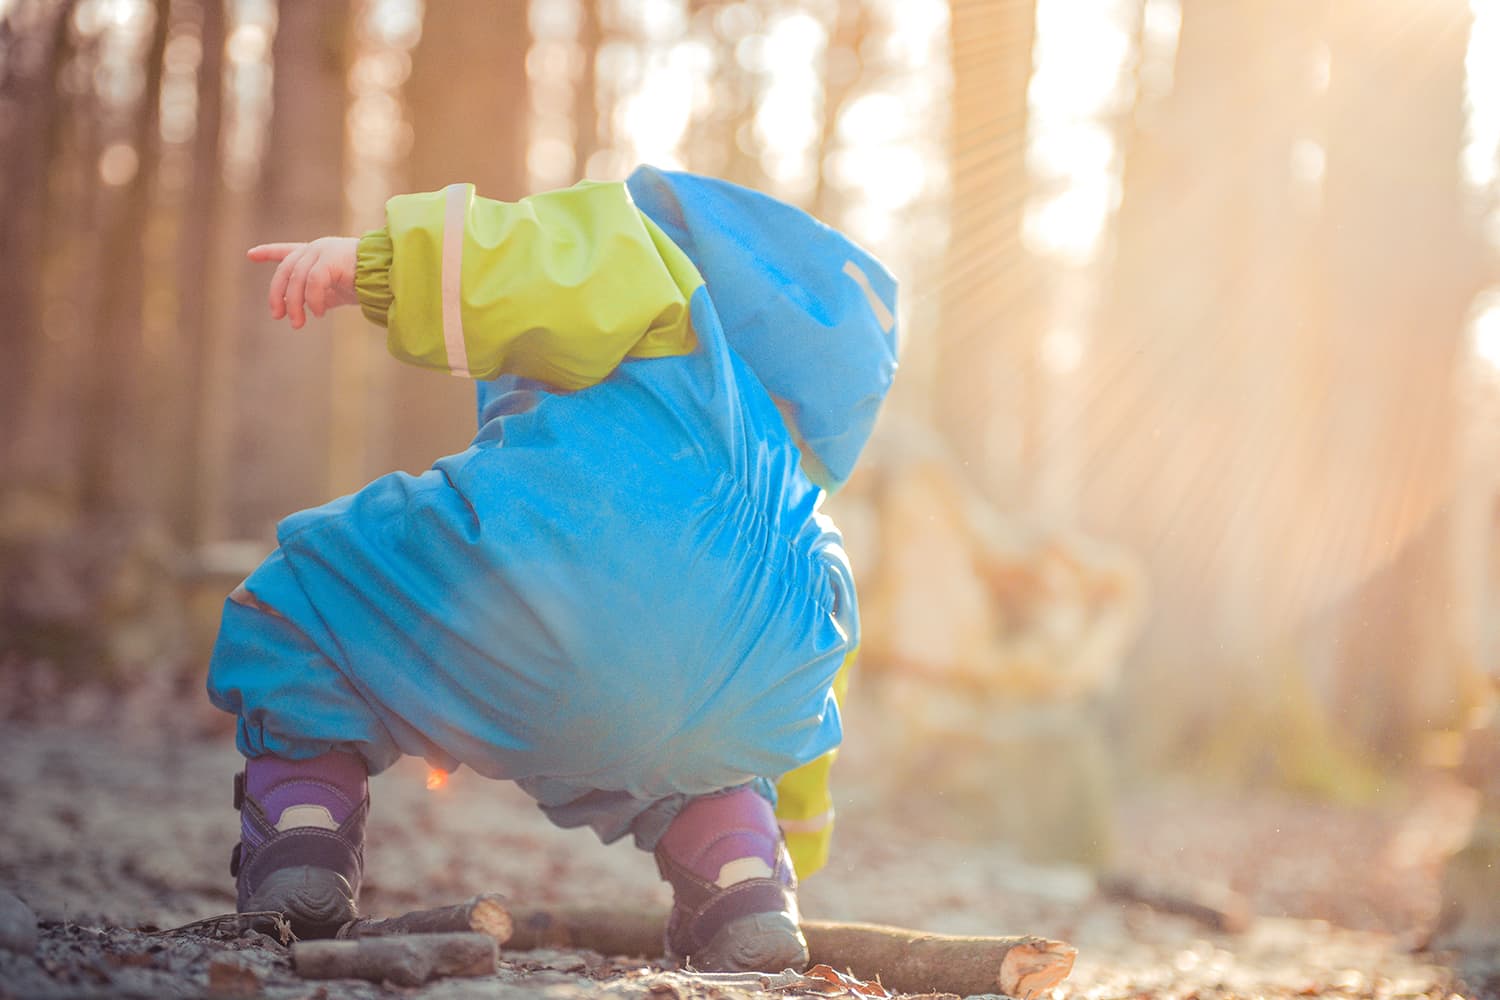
[0,680,1493,1000]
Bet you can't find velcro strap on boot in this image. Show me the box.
[237,796,369,900]
[684,879,795,953]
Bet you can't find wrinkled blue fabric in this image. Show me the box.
[625,166,899,492]
[207,169,896,846]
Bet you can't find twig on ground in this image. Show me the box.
[505,903,1076,997]
[150,910,293,945]
[336,893,513,943]
[293,931,498,985]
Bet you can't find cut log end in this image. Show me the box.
[998,936,1078,998]
[468,896,514,943]
[337,894,513,944]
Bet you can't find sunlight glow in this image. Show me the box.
[346,0,420,227]
[1023,0,1137,266]
[820,0,948,255]
[1471,294,1500,372]
[222,0,275,191]
[616,66,693,167]
[1463,0,1500,195]
[1138,0,1181,102]
[753,11,825,196]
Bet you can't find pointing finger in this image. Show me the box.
[247,243,304,263]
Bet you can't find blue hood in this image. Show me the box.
[626,166,899,491]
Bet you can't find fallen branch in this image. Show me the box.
[803,922,1075,998]
[506,904,1076,997]
[152,910,292,945]
[336,894,513,944]
[292,932,497,986]
[1098,873,1252,934]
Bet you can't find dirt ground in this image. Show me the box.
[0,681,1492,1000]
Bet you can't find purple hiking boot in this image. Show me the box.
[231,751,369,939]
[654,786,808,972]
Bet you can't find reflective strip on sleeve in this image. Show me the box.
[777,808,834,836]
[441,183,472,378]
[841,259,895,333]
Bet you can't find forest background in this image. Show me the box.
[3,0,1500,872]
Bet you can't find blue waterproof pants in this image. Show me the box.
[206,294,855,848]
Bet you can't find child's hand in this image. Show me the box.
[247,237,360,329]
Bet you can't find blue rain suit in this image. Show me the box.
[206,166,899,853]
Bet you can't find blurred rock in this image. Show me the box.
[828,419,1146,867]
[1429,716,1500,955]
[831,418,1147,701]
[0,887,39,955]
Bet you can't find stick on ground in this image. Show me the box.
[293,932,497,986]
[804,921,1076,998]
[505,904,1076,997]
[336,894,513,943]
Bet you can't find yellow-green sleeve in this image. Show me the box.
[354,180,702,387]
[774,647,855,879]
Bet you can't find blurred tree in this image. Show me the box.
[11,3,105,498]
[685,0,770,190]
[1080,0,1332,768]
[167,0,225,544]
[228,0,350,537]
[574,0,600,174]
[1319,0,1484,757]
[388,0,530,474]
[0,0,76,463]
[1086,0,1487,771]
[79,0,170,516]
[811,0,868,225]
[937,0,1038,504]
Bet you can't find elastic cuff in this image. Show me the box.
[354,229,394,326]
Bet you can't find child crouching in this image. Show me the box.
[208,166,898,972]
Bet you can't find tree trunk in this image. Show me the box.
[0,0,75,472]
[1319,0,1484,757]
[1082,0,1333,765]
[811,0,869,227]
[227,0,349,538]
[936,0,1037,505]
[78,0,170,516]
[388,0,529,475]
[11,6,101,498]
[167,0,225,545]
[572,0,599,177]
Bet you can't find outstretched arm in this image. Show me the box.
[358,181,701,387]
[247,237,360,330]
[245,183,701,391]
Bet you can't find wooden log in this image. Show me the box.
[804,922,1075,998]
[507,903,662,960]
[505,904,1076,997]
[1098,873,1252,934]
[336,894,513,944]
[292,932,497,986]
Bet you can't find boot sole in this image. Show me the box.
[691,911,809,973]
[244,865,357,939]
